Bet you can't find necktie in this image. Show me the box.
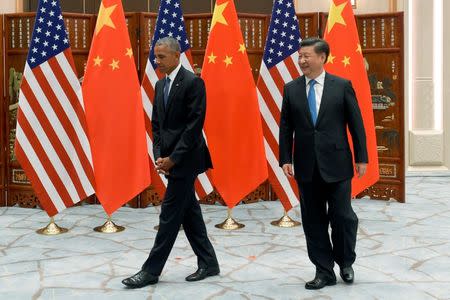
[163,76,171,108]
[307,79,317,125]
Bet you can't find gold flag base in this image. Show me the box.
[215,208,245,230]
[36,217,68,235]
[94,216,125,233]
[271,211,301,228]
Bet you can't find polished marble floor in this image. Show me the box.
[1,176,450,299]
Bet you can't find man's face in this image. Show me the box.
[154,44,180,75]
[298,45,326,78]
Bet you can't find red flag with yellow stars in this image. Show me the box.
[202,0,268,208]
[82,0,150,214]
[324,0,379,196]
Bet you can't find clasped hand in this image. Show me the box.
[156,157,174,175]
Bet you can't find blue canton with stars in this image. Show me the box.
[27,0,70,69]
[149,0,190,69]
[263,0,301,69]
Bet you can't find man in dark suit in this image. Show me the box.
[122,37,219,289]
[279,37,368,290]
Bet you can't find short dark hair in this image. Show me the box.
[300,37,330,62]
[155,36,181,53]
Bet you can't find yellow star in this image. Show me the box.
[238,43,246,54]
[223,55,233,67]
[208,52,217,63]
[93,55,103,66]
[342,56,351,67]
[125,48,133,58]
[211,1,228,31]
[95,2,117,35]
[109,59,120,70]
[356,44,362,53]
[327,1,347,34]
[327,53,335,64]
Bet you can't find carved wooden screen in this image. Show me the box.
[125,13,140,75]
[2,11,405,209]
[297,13,319,39]
[181,13,270,81]
[319,12,405,202]
[124,12,141,208]
[0,15,5,206]
[138,12,157,80]
[355,13,405,202]
[3,13,96,208]
[138,13,271,207]
[5,13,41,208]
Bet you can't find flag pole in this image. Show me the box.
[36,217,68,235]
[215,207,245,230]
[93,214,125,233]
[270,210,301,228]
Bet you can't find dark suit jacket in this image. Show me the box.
[279,72,368,183]
[151,65,212,178]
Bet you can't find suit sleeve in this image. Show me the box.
[344,80,368,163]
[151,81,161,160]
[279,85,294,166]
[169,76,206,165]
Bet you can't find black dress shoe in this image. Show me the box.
[340,266,354,284]
[305,276,336,290]
[122,270,158,288]
[185,266,220,282]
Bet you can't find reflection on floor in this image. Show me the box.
[1,176,450,299]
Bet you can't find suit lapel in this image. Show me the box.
[315,72,333,127]
[296,76,315,127]
[165,66,185,116]
[156,79,167,125]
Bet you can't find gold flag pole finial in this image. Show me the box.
[270,210,301,228]
[94,214,125,233]
[36,217,69,235]
[215,207,245,230]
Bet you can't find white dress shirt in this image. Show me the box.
[164,62,182,94]
[305,70,326,115]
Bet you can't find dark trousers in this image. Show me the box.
[297,166,358,279]
[142,175,218,276]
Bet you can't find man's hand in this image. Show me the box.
[156,157,175,175]
[355,163,367,178]
[282,164,294,178]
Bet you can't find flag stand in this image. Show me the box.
[215,208,245,230]
[94,215,125,233]
[36,217,68,235]
[270,211,301,228]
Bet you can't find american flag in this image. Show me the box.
[141,0,214,199]
[257,0,302,211]
[15,0,95,217]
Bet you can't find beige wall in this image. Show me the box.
[295,0,403,14]
[407,0,448,174]
[0,0,21,13]
[443,0,450,172]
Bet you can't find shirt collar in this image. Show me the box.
[305,70,326,86]
[166,62,182,82]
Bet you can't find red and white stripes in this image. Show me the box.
[15,50,95,216]
[257,52,301,211]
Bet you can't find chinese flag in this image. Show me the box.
[202,0,268,208]
[82,0,150,214]
[324,0,379,196]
